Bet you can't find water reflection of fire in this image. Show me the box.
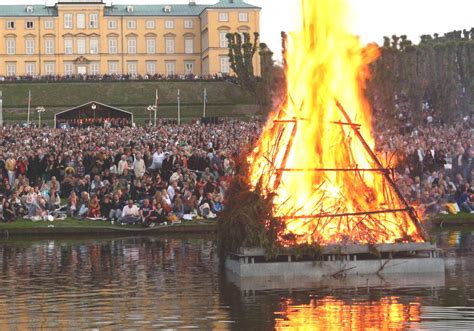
[275,297,421,330]
[248,0,426,246]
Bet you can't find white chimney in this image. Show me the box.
[189,0,196,5]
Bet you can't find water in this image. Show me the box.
[0,230,472,330]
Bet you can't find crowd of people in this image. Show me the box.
[0,111,471,225]
[0,73,239,84]
[57,117,133,129]
[375,111,473,218]
[0,121,260,225]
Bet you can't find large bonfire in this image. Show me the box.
[246,0,426,247]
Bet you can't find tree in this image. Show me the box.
[226,32,260,92]
[367,28,473,123]
[227,32,276,112]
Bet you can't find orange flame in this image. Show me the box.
[248,0,424,245]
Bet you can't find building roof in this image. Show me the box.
[104,5,209,17]
[211,0,260,9]
[0,1,260,18]
[0,5,57,17]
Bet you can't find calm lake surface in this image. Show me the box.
[0,229,473,330]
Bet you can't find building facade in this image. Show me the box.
[0,0,260,77]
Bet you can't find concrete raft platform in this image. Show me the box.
[225,243,445,280]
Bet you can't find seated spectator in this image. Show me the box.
[109,194,123,221]
[456,185,473,213]
[173,197,185,220]
[420,190,440,218]
[120,200,140,225]
[67,191,78,216]
[47,189,61,211]
[140,199,154,227]
[2,200,15,222]
[78,191,90,218]
[101,195,113,220]
[88,195,101,218]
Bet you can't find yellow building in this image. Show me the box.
[0,0,260,77]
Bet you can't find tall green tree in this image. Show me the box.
[226,32,260,92]
[227,32,276,112]
[367,28,474,123]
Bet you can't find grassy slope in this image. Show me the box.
[429,213,474,226]
[0,81,260,124]
[0,218,217,236]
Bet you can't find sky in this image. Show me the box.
[7,0,474,58]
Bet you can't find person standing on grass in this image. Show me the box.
[133,153,146,179]
[5,154,16,187]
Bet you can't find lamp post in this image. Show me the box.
[177,89,181,126]
[0,90,3,127]
[36,106,45,127]
[91,103,97,120]
[147,105,157,126]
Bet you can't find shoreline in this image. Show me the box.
[0,219,217,237]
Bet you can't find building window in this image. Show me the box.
[6,21,15,30]
[108,38,117,54]
[64,62,73,75]
[165,20,174,29]
[108,20,117,29]
[219,12,229,22]
[89,14,98,28]
[146,61,156,75]
[45,39,54,55]
[185,61,194,75]
[26,21,34,29]
[185,38,194,54]
[77,38,86,54]
[127,20,136,29]
[219,31,229,48]
[25,62,36,76]
[146,20,155,29]
[6,38,16,55]
[64,38,73,55]
[184,20,193,29]
[64,14,73,29]
[108,61,119,75]
[90,62,99,75]
[165,61,175,76]
[90,38,99,54]
[146,38,156,54]
[45,62,55,75]
[77,14,86,29]
[25,39,35,55]
[6,62,16,76]
[127,61,137,75]
[238,12,249,22]
[165,38,175,54]
[44,20,54,29]
[127,38,136,54]
[220,56,230,74]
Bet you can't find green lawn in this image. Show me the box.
[429,213,474,227]
[0,81,255,108]
[0,80,263,125]
[0,217,216,230]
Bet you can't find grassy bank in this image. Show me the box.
[0,80,261,125]
[0,218,217,236]
[429,213,474,227]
